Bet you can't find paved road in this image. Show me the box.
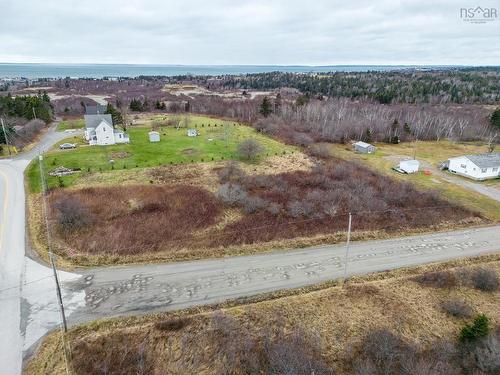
[0,124,499,375]
[68,226,500,322]
[0,123,83,375]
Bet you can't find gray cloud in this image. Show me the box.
[0,0,498,65]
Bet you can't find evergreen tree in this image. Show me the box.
[259,96,272,117]
[490,107,500,129]
[129,98,143,112]
[459,314,490,343]
[105,103,123,126]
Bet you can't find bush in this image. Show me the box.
[217,183,248,206]
[309,143,331,158]
[412,270,457,288]
[217,161,245,183]
[459,314,490,343]
[154,317,191,331]
[54,196,94,233]
[237,138,264,160]
[441,299,474,318]
[471,267,499,292]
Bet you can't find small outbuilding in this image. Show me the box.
[354,141,376,154]
[399,159,420,174]
[149,131,160,142]
[187,129,199,137]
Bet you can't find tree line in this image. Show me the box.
[0,92,53,123]
[172,69,500,104]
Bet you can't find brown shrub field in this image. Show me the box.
[47,158,481,259]
[49,185,222,255]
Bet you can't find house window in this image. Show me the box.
[460,164,466,169]
[481,168,487,173]
[493,167,498,172]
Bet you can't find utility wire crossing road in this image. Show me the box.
[68,225,500,322]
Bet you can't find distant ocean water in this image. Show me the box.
[0,63,440,79]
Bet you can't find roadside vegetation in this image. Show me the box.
[26,256,500,375]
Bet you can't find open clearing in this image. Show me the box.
[330,141,500,221]
[26,255,500,375]
[27,115,295,192]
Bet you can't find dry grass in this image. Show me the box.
[25,255,500,375]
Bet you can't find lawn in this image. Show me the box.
[56,118,85,131]
[27,115,295,192]
[330,141,500,221]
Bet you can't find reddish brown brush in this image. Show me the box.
[210,159,480,247]
[49,185,222,255]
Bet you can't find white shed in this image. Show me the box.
[187,129,199,137]
[399,159,419,174]
[149,131,160,142]
[354,141,376,154]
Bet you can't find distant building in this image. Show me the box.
[84,104,107,115]
[399,159,419,174]
[187,129,199,137]
[354,141,376,154]
[149,131,160,142]
[84,114,129,146]
[447,153,500,181]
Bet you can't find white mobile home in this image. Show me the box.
[354,141,376,154]
[447,153,500,181]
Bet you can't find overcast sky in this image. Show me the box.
[0,0,499,65]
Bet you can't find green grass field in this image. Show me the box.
[56,118,85,131]
[28,115,295,192]
[330,141,500,221]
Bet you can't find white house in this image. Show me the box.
[354,141,376,154]
[149,131,160,142]
[84,114,129,146]
[447,153,500,181]
[399,159,419,174]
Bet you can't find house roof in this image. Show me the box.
[465,153,500,168]
[84,114,113,130]
[354,141,374,148]
[85,104,107,115]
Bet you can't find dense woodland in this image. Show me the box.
[206,69,500,104]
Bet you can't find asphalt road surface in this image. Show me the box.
[69,226,500,322]
[0,124,499,375]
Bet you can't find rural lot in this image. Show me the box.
[1,68,499,375]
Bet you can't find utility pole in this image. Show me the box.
[39,154,71,374]
[1,117,12,156]
[343,212,352,285]
[39,154,67,330]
